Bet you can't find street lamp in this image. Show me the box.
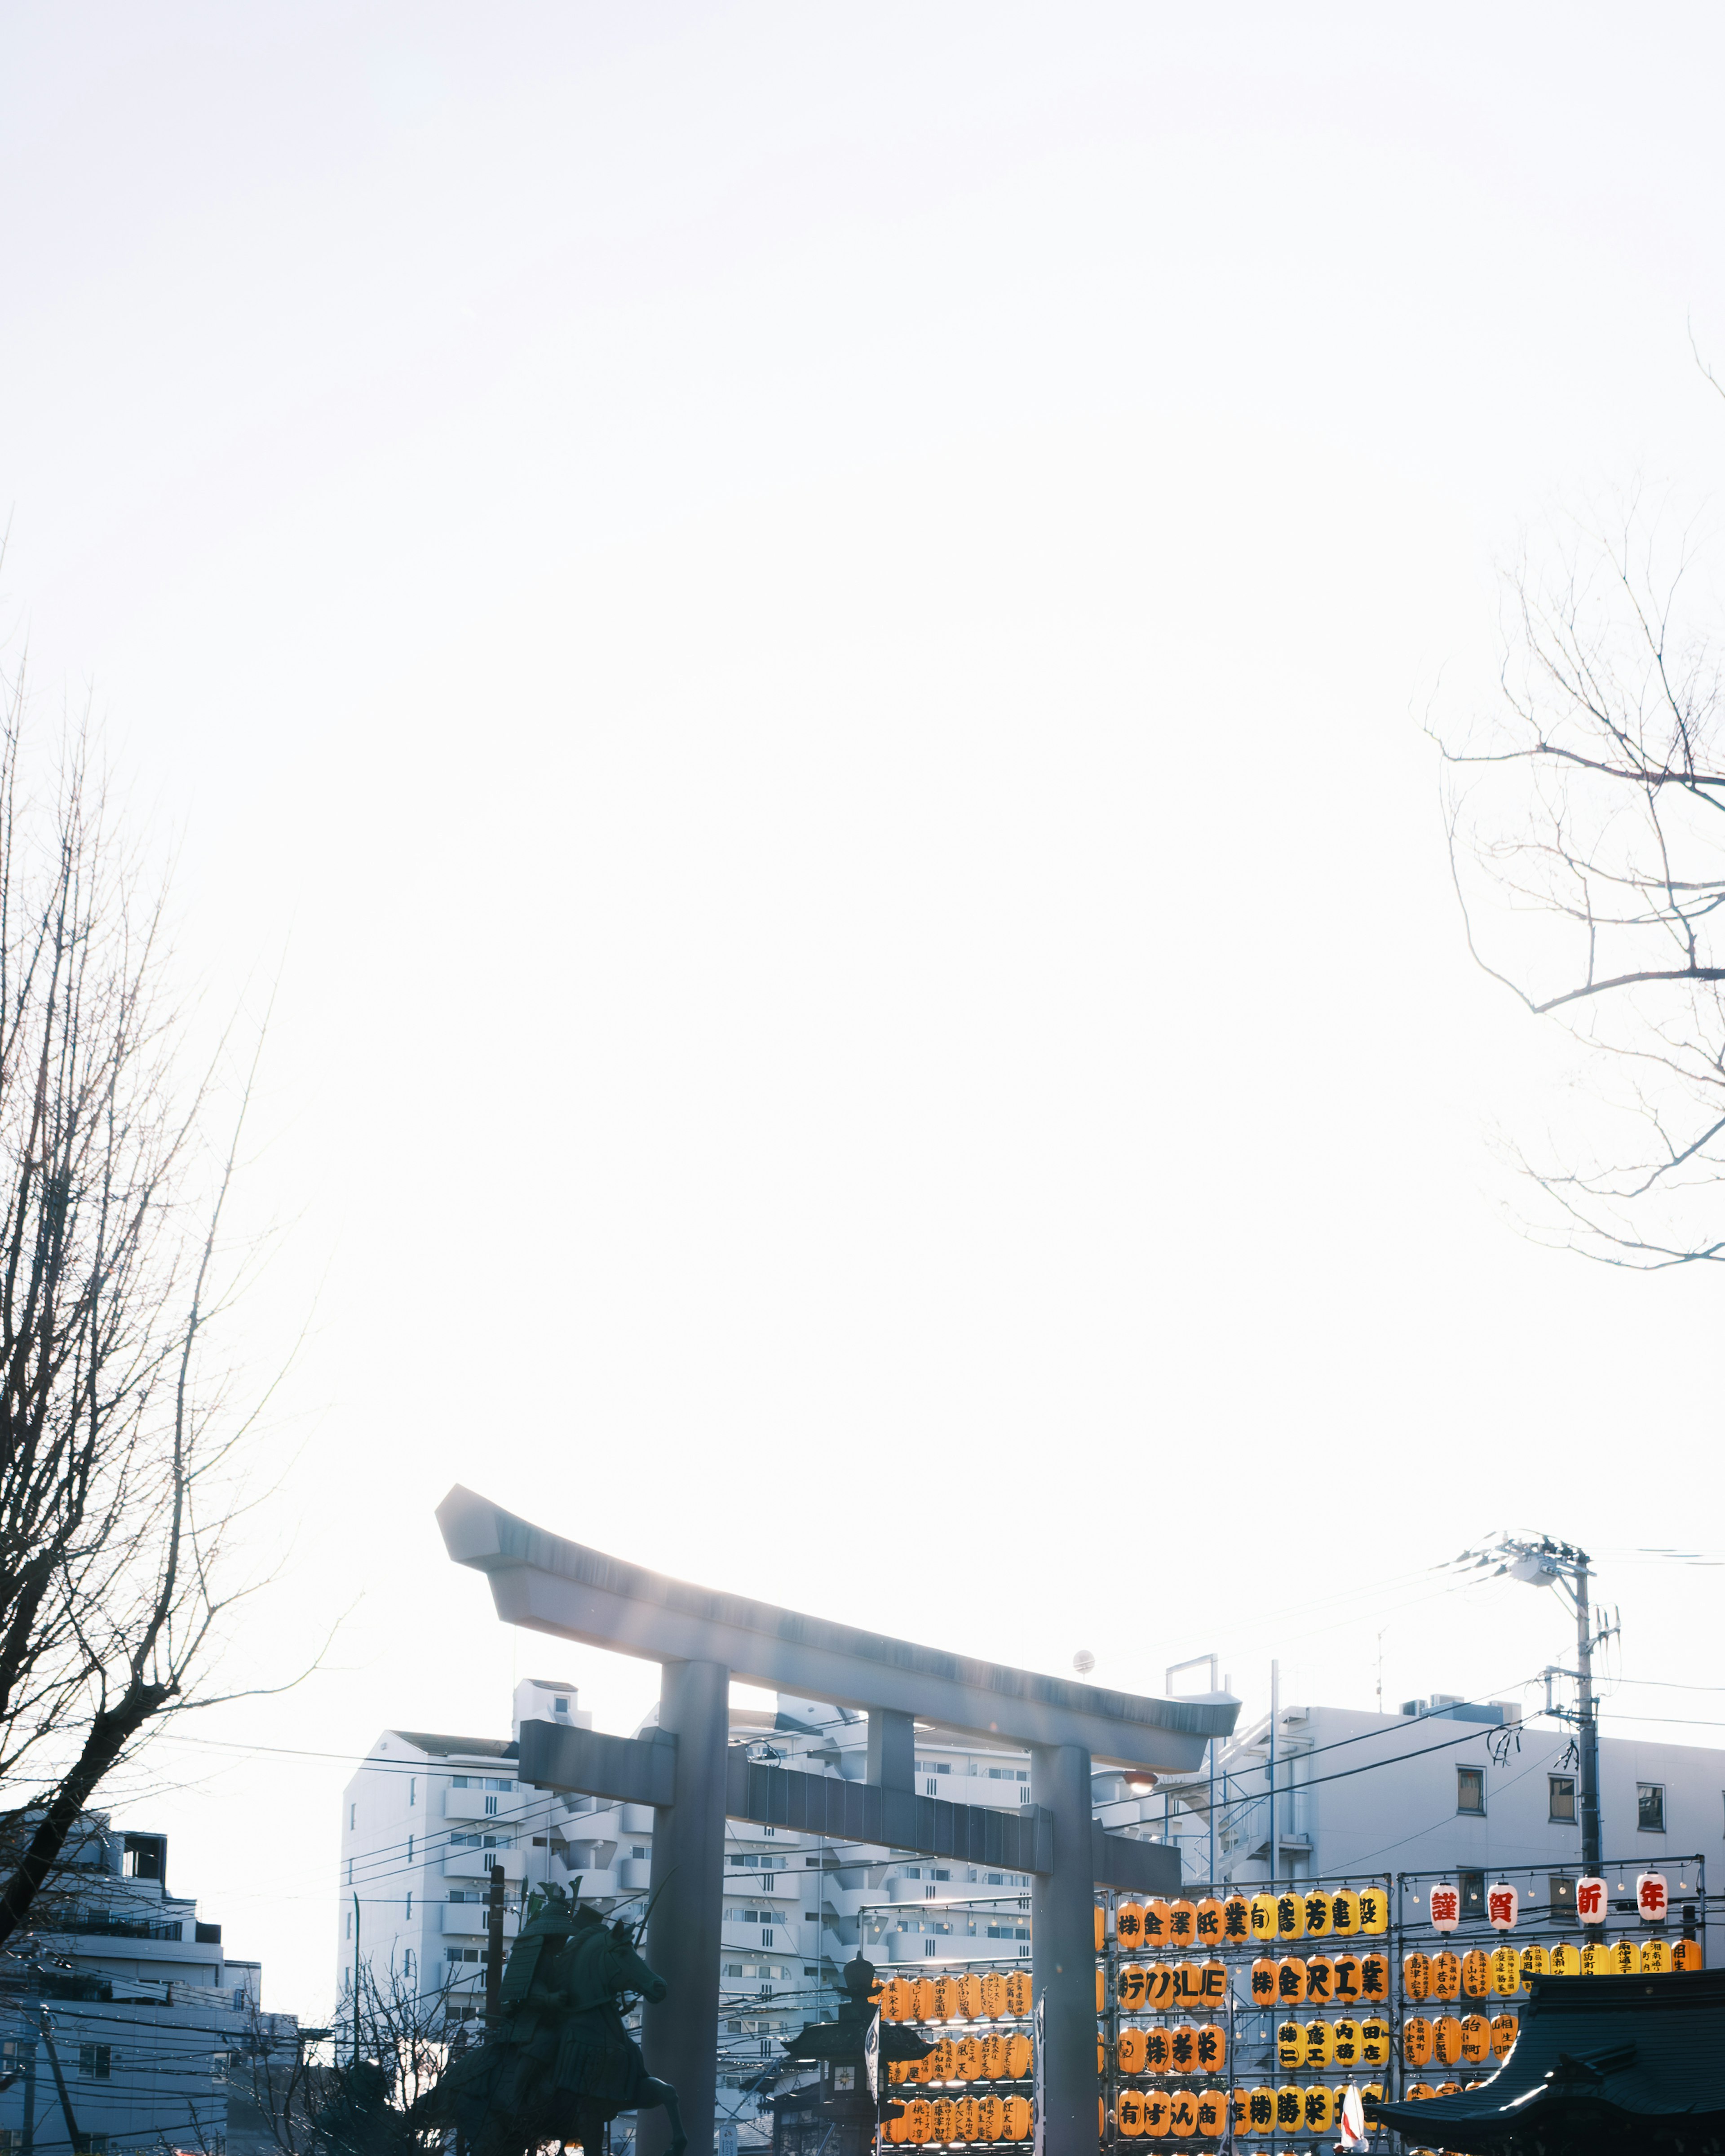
[1453,1534,1612,1870]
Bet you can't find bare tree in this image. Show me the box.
[0,662,275,1942]
[1441,496,1725,1265]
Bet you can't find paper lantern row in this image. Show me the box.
[1402,2015,1518,2068]
[1243,1953,1391,2009]
[889,2037,1034,2085]
[1119,2085,1389,2140]
[1110,1890,1389,1953]
[879,1975,1034,2023]
[1429,1873,1679,1932]
[885,2094,1033,2143]
[1273,2019,1391,2072]
[1403,1936,1698,1998]
[1116,2025,1228,2076]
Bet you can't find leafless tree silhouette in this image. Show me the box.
[0,654,280,1944]
[1441,491,1725,1265]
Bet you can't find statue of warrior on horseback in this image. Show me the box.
[411,1881,685,2156]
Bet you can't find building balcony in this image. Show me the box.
[443,1849,526,1882]
[444,1789,527,1823]
[441,1904,522,1939]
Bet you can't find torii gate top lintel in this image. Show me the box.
[438,1484,1234,1774]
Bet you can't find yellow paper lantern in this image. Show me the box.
[1640,1938,1672,1975]
[978,2096,1004,2143]
[1119,2090,1146,2139]
[1274,2086,1304,2134]
[1331,1952,1363,2006]
[1490,1946,1520,1997]
[1330,1888,1362,1937]
[1144,2029,1172,2076]
[1168,2027,1201,2077]
[936,1976,965,2020]
[1097,1967,1106,2013]
[1402,1951,1431,2001]
[1358,1886,1388,1934]
[1005,1972,1032,2017]
[1194,1897,1225,1950]
[1141,2091,1172,2139]
[1303,2088,1334,2135]
[1302,1890,1333,1938]
[931,2099,957,2143]
[1517,1944,1548,1983]
[928,2040,956,2081]
[981,2034,1008,2081]
[1433,2017,1464,2068]
[1117,1901,1147,1952]
[1199,1959,1229,2006]
[1144,1900,1173,1948]
[1221,1895,1252,1947]
[1460,1949,1491,1999]
[1430,1951,1461,2002]
[1360,1950,1391,2008]
[1274,1891,1306,1942]
[1244,2088,1276,2138]
[1195,2024,1226,2076]
[1168,1900,1199,1949]
[955,2097,981,2141]
[1305,1955,1336,2005]
[1548,1943,1580,1977]
[1005,2034,1033,2079]
[1249,1958,1278,2007]
[1192,2089,1223,2139]
[912,1977,938,2020]
[1303,2019,1334,2068]
[1249,1893,1278,1942]
[1168,2089,1198,2139]
[955,2036,984,2080]
[1580,1942,1610,1978]
[1489,2014,1517,2061]
[1610,1938,1641,1976]
[1003,2095,1033,2141]
[1459,2014,1491,2065]
[1172,1961,1208,2007]
[881,1979,911,2021]
[1403,2017,1433,2068]
[1275,2022,1305,2073]
[1674,1939,1703,1973]
[1119,2028,1149,2076]
[905,2099,933,2143]
[960,1974,985,2020]
[1095,1906,1107,1954]
[982,1973,1008,2019]
[1360,2018,1390,2068]
[1143,1964,1177,2011]
[1331,2018,1362,2069]
[1275,1957,1307,2005]
[1230,2090,1253,2138]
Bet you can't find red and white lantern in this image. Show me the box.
[1637,1872,1669,1923]
[1430,1884,1460,1933]
[1576,1877,1607,1925]
[1486,1882,1519,1932]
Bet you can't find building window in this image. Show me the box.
[1549,1875,1576,1921]
[404,1950,415,1979]
[1639,1783,1666,1833]
[407,1835,413,1864]
[485,1778,514,1793]
[78,2046,111,2080]
[405,1892,412,1920]
[1549,1776,1577,1822]
[451,1776,469,1789]
[410,1779,416,1808]
[349,1804,356,1831]
[1458,1870,1485,1920]
[1456,1767,1485,1815]
[631,1847,648,1860]
[555,1697,570,1715]
[345,1912,352,1940]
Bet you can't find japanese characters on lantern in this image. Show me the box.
[1487,1881,1518,1931]
[1576,1876,1606,1924]
[1429,1883,1460,1932]
[1638,1872,1669,1922]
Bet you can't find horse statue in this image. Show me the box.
[414,1882,686,2156]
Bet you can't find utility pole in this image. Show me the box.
[1576,1552,1601,1873]
[20,2033,35,2156]
[485,1862,506,2034]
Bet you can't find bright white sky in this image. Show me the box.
[5,4,1725,2016]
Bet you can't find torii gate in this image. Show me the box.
[438,1488,1238,2156]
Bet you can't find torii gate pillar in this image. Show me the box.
[1032,1742,1098,2154]
[641,1659,730,2156]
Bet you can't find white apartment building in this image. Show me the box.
[1174,1691,1721,1930]
[0,1812,285,2156]
[339,1682,1157,2146]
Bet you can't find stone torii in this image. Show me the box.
[438,1487,1238,2156]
